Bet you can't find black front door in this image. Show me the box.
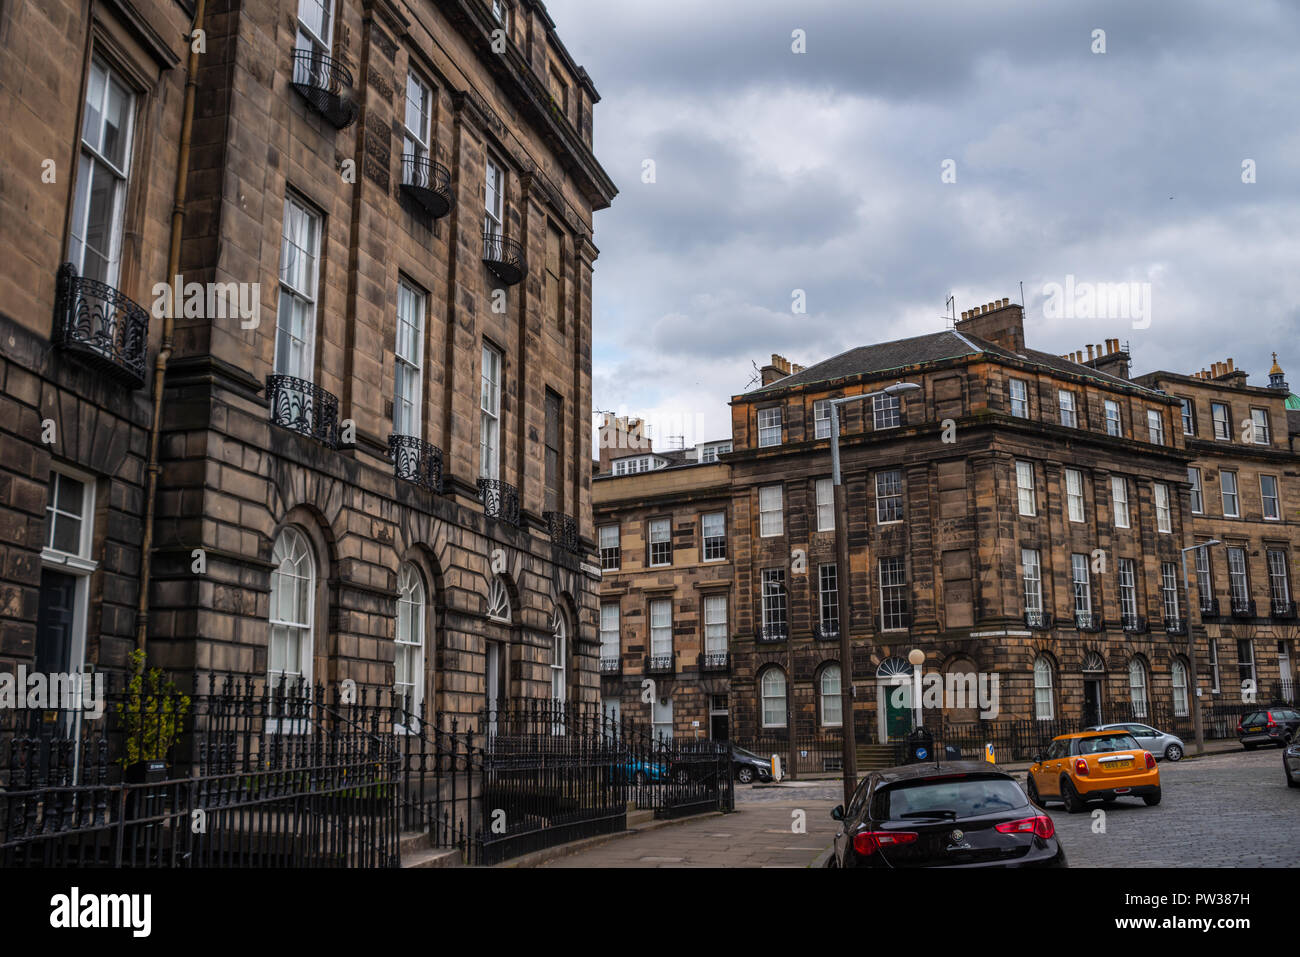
[710,713,729,741]
[34,570,79,737]
[1083,679,1102,727]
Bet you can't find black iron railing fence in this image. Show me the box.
[290,48,358,128]
[388,434,443,492]
[54,263,149,388]
[477,478,520,526]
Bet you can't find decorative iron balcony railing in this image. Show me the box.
[812,623,840,641]
[1199,597,1220,616]
[699,651,730,672]
[755,624,788,643]
[482,231,527,286]
[1024,610,1052,630]
[1230,598,1256,619]
[267,374,339,447]
[388,434,443,493]
[1271,599,1296,620]
[599,656,621,675]
[399,154,452,218]
[543,511,580,553]
[645,654,673,674]
[1074,611,1103,632]
[53,263,149,389]
[290,48,358,128]
[477,478,520,526]
[1120,614,1147,634]
[1164,617,1187,636]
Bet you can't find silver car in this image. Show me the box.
[1087,723,1185,761]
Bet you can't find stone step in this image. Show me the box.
[402,846,464,869]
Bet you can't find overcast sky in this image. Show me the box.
[543,0,1300,449]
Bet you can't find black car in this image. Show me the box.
[828,760,1067,868]
[1284,734,1300,788]
[732,746,774,784]
[1238,708,1300,750]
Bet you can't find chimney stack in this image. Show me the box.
[953,297,1025,352]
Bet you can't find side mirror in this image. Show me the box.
[1032,751,1044,764]
[831,805,844,821]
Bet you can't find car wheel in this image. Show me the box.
[1026,774,1042,805]
[1142,788,1162,807]
[1164,744,1183,762]
[736,766,755,785]
[1060,777,1085,814]
[634,770,648,787]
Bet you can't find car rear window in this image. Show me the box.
[874,776,1027,820]
[1074,734,1140,754]
[1242,712,1263,725]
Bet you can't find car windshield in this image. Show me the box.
[875,776,1027,821]
[732,747,762,761]
[1075,734,1139,755]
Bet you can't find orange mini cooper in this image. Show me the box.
[1026,730,1161,813]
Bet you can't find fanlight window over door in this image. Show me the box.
[487,575,511,623]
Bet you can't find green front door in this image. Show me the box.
[885,680,913,738]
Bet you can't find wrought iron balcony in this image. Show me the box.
[399,154,452,218]
[699,651,730,672]
[755,623,788,643]
[543,511,580,554]
[1164,617,1188,636]
[645,654,674,675]
[599,656,621,675]
[388,434,443,492]
[1120,614,1147,634]
[1271,599,1297,620]
[477,478,520,526]
[1074,611,1103,632]
[290,48,357,129]
[53,263,149,389]
[812,623,840,641]
[1024,610,1052,630]
[267,374,339,447]
[1199,597,1220,616]
[482,231,527,286]
[1230,598,1256,619]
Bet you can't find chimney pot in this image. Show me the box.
[1227,358,1235,372]
[1087,345,1095,360]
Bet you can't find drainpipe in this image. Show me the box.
[135,0,206,651]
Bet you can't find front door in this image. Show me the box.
[883,679,912,739]
[1083,679,1103,727]
[485,641,504,736]
[34,570,80,741]
[709,694,728,741]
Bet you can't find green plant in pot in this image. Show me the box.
[116,648,191,784]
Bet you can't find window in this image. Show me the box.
[487,575,510,623]
[1188,467,1203,514]
[1058,390,1077,428]
[1117,558,1138,621]
[1147,409,1165,445]
[761,568,787,631]
[1171,660,1189,717]
[394,563,426,718]
[71,59,136,286]
[648,518,672,566]
[393,280,425,437]
[1227,546,1250,606]
[1015,461,1036,516]
[276,194,322,382]
[550,608,567,719]
[1065,469,1085,523]
[875,470,903,524]
[1179,397,1195,435]
[652,697,673,742]
[612,455,664,475]
[1211,402,1230,440]
[38,470,97,686]
[649,598,672,659]
[1251,408,1271,445]
[1194,546,1213,608]
[44,471,95,562]
[814,399,833,439]
[757,407,782,447]
[1111,476,1130,528]
[1104,399,1121,437]
[873,393,901,430]
[699,442,731,463]
[544,389,562,513]
[1267,549,1291,607]
[820,664,842,727]
[1128,659,1149,718]
[1034,657,1054,720]
[484,157,504,238]
[1221,470,1239,517]
[701,512,726,561]
[491,0,509,29]
[1209,639,1221,694]
[1071,553,1092,619]
[296,0,333,56]
[1261,475,1280,521]
[599,602,620,665]
[815,478,834,532]
[1022,548,1043,616]
[545,222,564,331]
[479,344,502,479]
[1154,483,1171,533]
[1161,562,1180,622]
[879,557,908,631]
[760,668,787,728]
[759,485,783,537]
[402,71,432,182]
[1236,639,1255,696]
[1009,378,1028,418]
[598,525,620,570]
[703,595,727,655]
[818,564,840,632]
[269,527,316,688]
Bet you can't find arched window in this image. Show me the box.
[269,527,315,689]
[820,664,842,728]
[1034,656,1054,720]
[1171,659,1189,717]
[395,562,426,721]
[487,575,510,623]
[760,668,787,729]
[550,606,567,733]
[1129,658,1149,718]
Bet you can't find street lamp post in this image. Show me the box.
[830,381,921,808]
[1180,539,1219,756]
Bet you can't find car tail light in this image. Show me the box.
[852,830,918,857]
[1237,721,1244,733]
[1266,712,1277,727]
[1074,758,1090,776]
[1144,751,1156,770]
[995,815,1055,840]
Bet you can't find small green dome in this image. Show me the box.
[1287,393,1300,411]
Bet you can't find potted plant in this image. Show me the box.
[115,649,191,784]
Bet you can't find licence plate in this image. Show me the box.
[1113,759,1133,770]
[1247,726,1263,732]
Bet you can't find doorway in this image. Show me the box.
[709,694,729,741]
[485,641,505,736]
[1083,678,1103,727]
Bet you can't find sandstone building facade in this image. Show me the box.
[0,0,615,728]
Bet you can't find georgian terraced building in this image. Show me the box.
[0,0,615,724]
[593,300,1300,746]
